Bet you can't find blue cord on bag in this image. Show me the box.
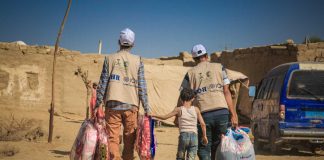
[226,127,250,141]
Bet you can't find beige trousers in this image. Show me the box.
[106,107,138,160]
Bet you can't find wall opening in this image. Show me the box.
[26,72,39,90]
[0,69,9,90]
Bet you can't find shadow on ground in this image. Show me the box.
[157,142,177,146]
[256,148,315,157]
[65,120,84,124]
[50,150,70,156]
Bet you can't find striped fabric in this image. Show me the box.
[138,61,150,113]
[95,57,108,108]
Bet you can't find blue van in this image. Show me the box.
[251,62,324,154]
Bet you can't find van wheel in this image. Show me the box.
[270,129,279,154]
[253,129,263,153]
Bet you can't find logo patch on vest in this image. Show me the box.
[206,71,211,78]
[198,71,213,81]
[113,59,130,74]
[123,77,138,87]
[195,83,223,94]
[110,74,120,81]
[114,59,122,66]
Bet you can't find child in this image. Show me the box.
[152,88,208,160]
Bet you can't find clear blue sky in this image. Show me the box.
[1,0,324,58]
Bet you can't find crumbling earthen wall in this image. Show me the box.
[0,42,105,116]
[211,42,324,85]
[211,45,299,85]
[296,43,324,62]
[210,42,324,120]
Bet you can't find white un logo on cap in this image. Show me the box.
[119,28,135,46]
[191,44,207,58]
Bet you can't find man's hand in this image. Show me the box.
[224,84,239,128]
[231,114,238,128]
[145,112,152,117]
[202,136,208,145]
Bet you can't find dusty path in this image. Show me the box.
[0,110,322,160]
[153,127,321,160]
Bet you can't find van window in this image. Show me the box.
[263,78,274,99]
[270,76,284,99]
[256,79,267,99]
[288,70,324,100]
[267,78,277,99]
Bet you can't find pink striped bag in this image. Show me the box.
[135,115,151,160]
[94,122,109,160]
[70,107,109,160]
[70,120,98,160]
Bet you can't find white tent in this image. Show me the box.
[143,64,249,125]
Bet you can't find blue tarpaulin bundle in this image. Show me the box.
[150,117,156,158]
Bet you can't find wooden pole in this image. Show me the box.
[86,71,90,119]
[48,0,72,143]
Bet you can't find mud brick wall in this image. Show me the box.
[211,42,324,86]
[210,42,324,120]
[0,43,104,115]
[296,43,324,62]
[211,45,298,85]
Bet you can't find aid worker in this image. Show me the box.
[95,28,151,160]
[180,44,238,160]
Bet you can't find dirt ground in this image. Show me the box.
[0,110,322,160]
